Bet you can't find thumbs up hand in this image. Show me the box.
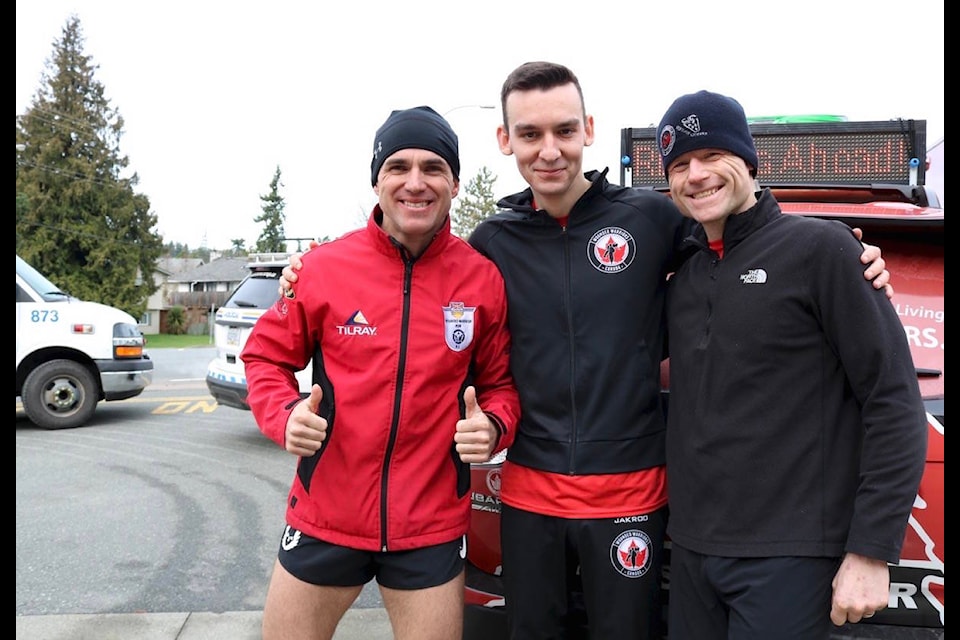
[284,384,328,456]
[455,386,498,463]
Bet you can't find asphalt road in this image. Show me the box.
[16,346,384,617]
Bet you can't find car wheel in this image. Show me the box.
[21,359,99,430]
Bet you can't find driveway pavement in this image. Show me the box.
[15,608,391,639]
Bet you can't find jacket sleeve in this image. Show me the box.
[814,222,928,563]
[470,267,520,454]
[240,288,315,449]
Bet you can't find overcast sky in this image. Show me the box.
[17,0,944,251]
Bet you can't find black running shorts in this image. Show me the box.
[276,525,466,590]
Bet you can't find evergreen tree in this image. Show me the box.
[451,166,498,238]
[254,166,287,253]
[164,241,189,257]
[15,15,163,319]
[161,241,210,260]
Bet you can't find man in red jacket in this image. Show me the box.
[240,105,520,640]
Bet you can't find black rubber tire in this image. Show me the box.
[21,359,99,430]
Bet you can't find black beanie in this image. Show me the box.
[657,90,758,180]
[370,106,460,186]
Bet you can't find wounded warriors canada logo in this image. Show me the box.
[588,227,636,273]
[610,529,653,578]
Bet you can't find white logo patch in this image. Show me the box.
[443,302,475,352]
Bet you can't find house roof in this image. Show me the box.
[154,257,205,277]
[169,257,251,284]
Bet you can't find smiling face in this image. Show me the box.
[497,82,594,215]
[373,148,459,256]
[666,148,758,241]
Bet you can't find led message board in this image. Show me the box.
[621,120,926,188]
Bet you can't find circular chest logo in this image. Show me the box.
[587,227,635,273]
[609,529,653,578]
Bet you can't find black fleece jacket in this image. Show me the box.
[665,189,927,563]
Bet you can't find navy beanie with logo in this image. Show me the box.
[657,90,758,179]
[370,106,460,186]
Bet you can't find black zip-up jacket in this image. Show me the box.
[665,189,927,563]
[468,170,689,475]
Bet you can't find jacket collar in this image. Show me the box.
[682,188,780,254]
[367,204,451,261]
[495,168,610,222]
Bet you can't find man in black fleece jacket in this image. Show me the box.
[658,90,927,639]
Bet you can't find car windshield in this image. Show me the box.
[224,272,281,309]
[16,255,71,301]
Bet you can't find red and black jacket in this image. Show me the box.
[242,210,519,552]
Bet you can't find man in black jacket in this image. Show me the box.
[658,90,927,639]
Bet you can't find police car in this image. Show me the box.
[205,254,312,410]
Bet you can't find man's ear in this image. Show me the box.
[497,125,513,156]
[583,114,596,147]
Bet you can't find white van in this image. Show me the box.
[16,254,154,429]
[205,255,312,410]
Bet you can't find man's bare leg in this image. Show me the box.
[380,570,465,640]
[261,559,362,640]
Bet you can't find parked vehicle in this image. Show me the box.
[16,254,153,429]
[205,254,312,410]
[464,118,944,638]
